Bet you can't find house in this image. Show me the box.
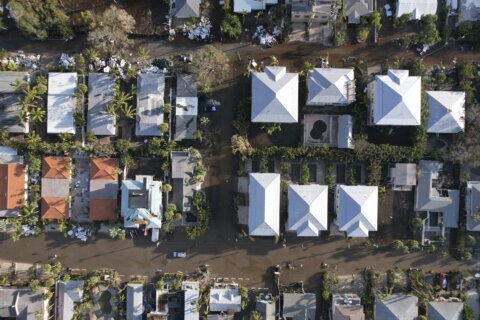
[171,151,196,222]
[374,294,418,320]
[56,280,84,320]
[290,0,337,24]
[344,0,373,24]
[388,163,417,191]
[466,181,480,231]
[0,71,30,133]
[126,283,144,320]
[0,154,26,218]
[303,114,353,149]
[41,156,71,220]
[256,297,276,320]
[89,158,119,221]
[396,0,438,20]
[121,175,162,229]
[331,293,365,320]
[426,91,465,134]
[415,161,459,244]
[307,68,355,106]
[459,0,480,22]
[87,73,116,136]
[175,74,198,141]
[47,72,77,134]
[248,173,280,236]
[136,73,165,136]
[282,293,316,320]
[368,70,421,126]
[182,281,199,320]
[0,287,47,320]
[251,66,298,123]
[173,0,201,18]
[287,184,328,237]
[209,284,241,313]
[234,0,278,13]
[427,299,463,320]
[335,185,378,237]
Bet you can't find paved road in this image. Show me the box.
[0,32,478,290]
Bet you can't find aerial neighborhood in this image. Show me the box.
[0,0,480,319]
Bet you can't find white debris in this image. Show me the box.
[103,66,110,73]
[0,51,41,71]
[68,225,93,242]
[139,65,160,74]
[183,17,212,41]
[22,225,36,237]
[59,53,75,68]
[252,25,281,47]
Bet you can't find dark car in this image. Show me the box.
[201,99,220,113]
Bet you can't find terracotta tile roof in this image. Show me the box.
[41,197,68,219]
[42,156,70,179]
[0,163,25,209]
[89,199,118,221]
[90,158,118,180]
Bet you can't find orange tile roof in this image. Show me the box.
[89,199,118,221]
[42,156,70,179]
[0,164,25,209]
[41,197,68,219]
[90,158,118,180]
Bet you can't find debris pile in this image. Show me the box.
[252,25,282,47]
[183,17,212,41]
[0,51,41,70]
[59,53,75,69]
[88,56,130,78]
[68,225,93,242]
[22,225,36,237]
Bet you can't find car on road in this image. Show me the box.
[172,251,187,258]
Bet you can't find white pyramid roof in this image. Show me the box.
[373,70,421,126]
[428,301,463,320]
[336,185,378,237]
[248,173,280,236]
[307,68,355,106]
[252,67,298,123]
[287,184,328,237]
[396,0,438,20]
[427,91,465,133]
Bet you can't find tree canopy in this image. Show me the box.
[221,14,242,39]
[189,45,229,92]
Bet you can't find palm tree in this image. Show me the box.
[22,86,40,102]
[30,107,46,123]
[84,47,100,62]
[137,47,150,62]
[122,104,136,119]
[16,109,27,125]
[105,103,118,118]
[114,92,133,110]
[25,131,42,145]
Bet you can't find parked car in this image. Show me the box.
[172,251,187,258]
[201,99,221,113]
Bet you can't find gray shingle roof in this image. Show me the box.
[375,295,418,320]
[175,0,201,18]
[415,160,459,228]
[427,301,463,320]
[88,73,116,136]
[126,283,144,320]
[57,280,84,320]
[344,0,373,24]
[0,72,29,94]
[282,293,316,320]
[0,287,45,320]
[136,73,165,136]
[466,181,480,231]
[175,115,197,140]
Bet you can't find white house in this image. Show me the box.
[234,0,278,13]
[251,67,298,123]
[248,173,280,236]
[369,70,421,126]
[307,68,356,106]
[396,0,438,20]
[335,185,378,237]
[47,72,77,134]
[426,91,465,133]
[287,184,328,237]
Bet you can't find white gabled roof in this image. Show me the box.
[209,288,241,313]
[372,70,421,126]
[396,0,438,20]
[248,173,280,236]
[426,91,465,133]
[307,68,355,106]
[336,185,378,237]
[47,72,77,134]
[288,184,328,237]
[252,67,298,123]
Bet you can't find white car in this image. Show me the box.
[172,251,186,258]
[384,4,393,17]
